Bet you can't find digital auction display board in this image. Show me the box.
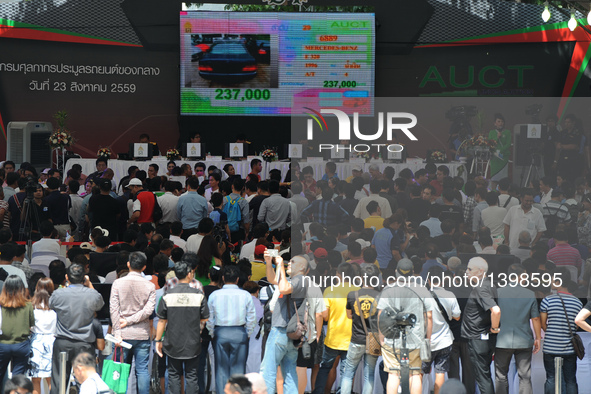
[180,11,375,116]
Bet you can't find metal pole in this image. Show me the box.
[59,351,68,394]
[555,356,563,394]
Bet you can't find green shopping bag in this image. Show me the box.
[101,347,131,394]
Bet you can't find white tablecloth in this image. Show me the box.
[64,158,466,186]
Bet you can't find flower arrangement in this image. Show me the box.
[97,147,112,159]
[429,150,446,163]
[261,148,278,162]
[465,135,497,152]
[166,148,181,160]
[49,110,74,149]
[48,130,73,149]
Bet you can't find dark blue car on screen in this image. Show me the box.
[198,40,258,81]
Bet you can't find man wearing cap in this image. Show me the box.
[250,245,269,281]
[312,247,328,270]
[44,177,71,240]
[345,165,364,184]
[378,258,432,394]
[127,178,157,225]
[87,178,121,241]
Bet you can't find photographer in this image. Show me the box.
[49,264,104,394]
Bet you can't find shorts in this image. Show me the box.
[421,345,452,374]
[382,346,421,375]
[297,339,318,368]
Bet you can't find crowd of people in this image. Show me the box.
[1,154,591,394]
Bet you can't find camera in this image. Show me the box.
[525,104,543,116]
[445,105,478,121]
[211,224,228,246]
[24,178,38,200]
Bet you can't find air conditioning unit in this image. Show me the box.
[6,121,53,169]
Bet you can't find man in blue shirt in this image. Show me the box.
[177,176,208,239]
[420,243,447,280]
[420,204,443,238]
[207,265,256,394]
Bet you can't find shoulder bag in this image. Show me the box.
[355,291,381,356]
[558,294,585,360]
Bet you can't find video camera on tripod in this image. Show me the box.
[446,105,477,137]
[18,177,42,242]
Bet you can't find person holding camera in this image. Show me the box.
[48,264,104,394]
[260,252,309,394]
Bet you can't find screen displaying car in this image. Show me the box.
[198,41,258,81]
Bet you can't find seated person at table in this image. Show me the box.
[190,131,201,143]
[87,158,108,184]
[139,133,160,156]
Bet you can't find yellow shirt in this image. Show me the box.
[364,215,384,231]
[324,283,360,350]
[250,261,267,282]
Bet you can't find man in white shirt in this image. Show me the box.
[503,189,546,249]
[240,223,268,260]
[32,221,61,255]
[353,180,392,220]
[169,221,187,251]
[424,266,461,394]
[72,352,110,394]
[539,176,553,206]
[186,218,214,253]
[497,178,520,211]
[481,191,507,238]
[157,181,180,224]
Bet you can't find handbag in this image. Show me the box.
[558,294,586,360]
[355,291,381,356]
[101,347,131,394]
[420,339,432,362]
[286,296,308,345]
[149,350,162,394]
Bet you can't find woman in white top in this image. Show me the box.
[29,277,57,394]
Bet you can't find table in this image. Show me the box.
[64,158,466,186]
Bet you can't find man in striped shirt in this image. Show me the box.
[546,230,583,278]
[540,278,582,393]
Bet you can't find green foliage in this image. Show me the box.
[53,110,68,128]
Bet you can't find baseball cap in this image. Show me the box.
[254,245,267,257]
[126,178,143,188]
[41,168,51,175]
[80,242,93,251]
[313,248,328,259]
[352,165,362,172]
[396,258,414,277]
[98,178,111,189]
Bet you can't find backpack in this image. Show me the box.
[544,203,564,238]
[262,286,275,335]
[223,196,243,232]
[142,191,163,223]
[209,209,222,225]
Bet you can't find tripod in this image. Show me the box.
[18,195,42,261]
[522,152,542,188]
[389,327,420,394]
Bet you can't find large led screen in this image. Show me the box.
[180,10,375,116]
